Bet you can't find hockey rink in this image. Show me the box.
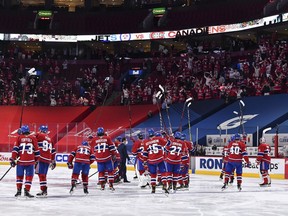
[0,165,288,216]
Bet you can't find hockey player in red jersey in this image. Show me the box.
[220,136,235,184]
[67,141,95,194]
[178,133,194,189]
[10,125,40,198]
[35,125,56,197]
[221,133,250,191]
[220,143,230,180]
[131,132,150,188]
[142,128,169,194]
[256,137,271,187]
[113,136,122,183]
[90,127,118,191]
[165,131,188,193]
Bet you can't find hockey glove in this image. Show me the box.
[246,162,251,168]
[67,162,73,169]
[9,158,16,167]
[50,160,56,170]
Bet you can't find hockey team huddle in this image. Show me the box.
[8,125,271,198]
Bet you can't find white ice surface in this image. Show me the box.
[0,165,288,216]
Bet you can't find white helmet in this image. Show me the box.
[259,137,266,143]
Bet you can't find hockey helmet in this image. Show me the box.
[181,133,186,141]
[137,133,144,140]
[115,136,122,141]
[97,127,105,136]
[174,131,182,139]
[39,125,48,133]
[82,141,88,146]
[234,133,241,140]
[148,128,155,137]
[21,125,30,134]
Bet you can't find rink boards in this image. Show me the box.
[1,152,288,179]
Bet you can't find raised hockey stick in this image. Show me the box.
[19,68,36,127]
[159,84,173,135]
[233,111,241,134]
[262,127,272,137]
[187,101,192,142]
[155,91,164,131]
[128,99,133,138]
[261,127,272,146]
[239,100,245,135]
[179,97,193,132]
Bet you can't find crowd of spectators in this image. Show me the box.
[0,55,118,106]
[0,34,288,107]
[121,36,288,106]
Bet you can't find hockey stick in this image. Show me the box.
[0,157,20,182]
[262,127,272,137]
[159,84,173,135]
[257,127,272,183]
[261,127,272,146]
[187,101,192,142]
[91,83,110,131]
[238,100,245,135]
[5,69,35,182]
[155,91,164,131]
[20,68,35,127]
[155,91,170,135]
[233,111,241,134]
[76,170,99,185]
[0,166,13,181]
[179,97,193,132]
[128,99,133,138]
[217,124,222,146]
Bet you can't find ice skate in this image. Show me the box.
[229,176,234,185]
[100,183,105,191]
[151,185,156,194]
[221,183,228,191]
[259,183,269,187]
[36,189,47,197]
[177,184,184,190]
[219,173,223,181]
[24,189,34,198]
[83,187,89,194]
[69,184,76,194]
[140,183,150,189]
[15,189,21,198]
[162,186,169,194]
[170,184,177,193]
[109,183,115,191]
[237,184,242,191]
